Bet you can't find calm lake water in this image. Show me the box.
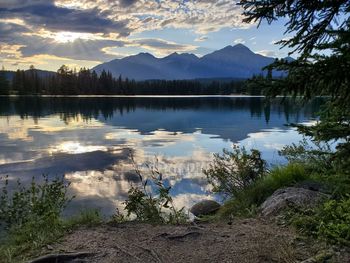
[0,96,322,216]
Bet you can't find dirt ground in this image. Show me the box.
[32,218,349,263]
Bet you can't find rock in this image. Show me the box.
[190,200,221,216]
[260,187,329,216]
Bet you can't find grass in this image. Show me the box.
[0,175,103,263]
[0,209,103,263]
[65,209,102,228]
[214,157,350,246]
[216,163,309,218]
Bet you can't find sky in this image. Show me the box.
[0,0,292,71]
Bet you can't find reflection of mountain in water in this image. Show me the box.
[0,96,325,216]
[0,96,323,142]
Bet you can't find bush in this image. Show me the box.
[0,175,72,229]
[279,138,332,169]
[124,157,188,224]
[204,145,266,198]
[217,163,309,218]
[0,176,103,262]
[0,175,73,262]
[291,195,350,245]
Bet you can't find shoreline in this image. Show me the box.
[1,94,264,98]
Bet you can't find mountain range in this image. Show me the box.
[93,44,288,80]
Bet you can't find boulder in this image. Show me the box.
[190,200,221,216]
[260,187,329,217]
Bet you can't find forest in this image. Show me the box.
[0,65,248,96]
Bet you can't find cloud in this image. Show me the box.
[54,0,249,34]
[194,36,208,42]
[119,0,138,7]
[255,49,287,58]
[0,20,31,43]
[234,38,245,44]
[0,0,253,69]
[0,2,130,35]
[131,38,198,56]
[0,0,50,9]
[255,50,278,57]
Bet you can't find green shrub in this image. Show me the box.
[217,163,309,218]
[0,175,72,229]
[204,145,266,198]
[124,157,188,224]
[0,176,103,262]
[291,195,350,245]
[0,175,73,262]
[279,138,333,171]
[280,139,350,197]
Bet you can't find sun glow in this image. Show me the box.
[53,31,91,43]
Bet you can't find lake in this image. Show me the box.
[0,96,323,216]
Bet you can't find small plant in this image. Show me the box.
[124,155,188,224]
[279,138,333,173]
[0,176,106,262]
[291,195,350,246]
[204,145,266,198]
[0,175,72,229]
[111,208,127,223]
[0,175,74,262]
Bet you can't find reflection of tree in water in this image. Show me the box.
[0,97,324,125]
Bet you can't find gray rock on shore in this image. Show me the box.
[260,187,329,217]
[190,200,221,216]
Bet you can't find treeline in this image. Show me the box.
[0,65,251,96]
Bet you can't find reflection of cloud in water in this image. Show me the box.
[66,170,130,199]
[105,129,196,151]
[0,149,131,184]
[239,127,309,165]
[48,141,108,154]
[0,97,322,215]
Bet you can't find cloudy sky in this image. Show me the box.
[0,0,291,71]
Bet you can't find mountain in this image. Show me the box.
[93,44,283,80]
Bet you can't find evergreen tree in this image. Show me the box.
[0,68,10,95]
[240,0,350,170]
[13,69,26,95]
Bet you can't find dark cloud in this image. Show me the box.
[133,38,195,51]
[0,3,130,35]
[0,0,51,9]
[119,0,138,7]
[0,22,30,43]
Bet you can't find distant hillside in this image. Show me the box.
[3,69,55,81]
[93,44,287,80]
